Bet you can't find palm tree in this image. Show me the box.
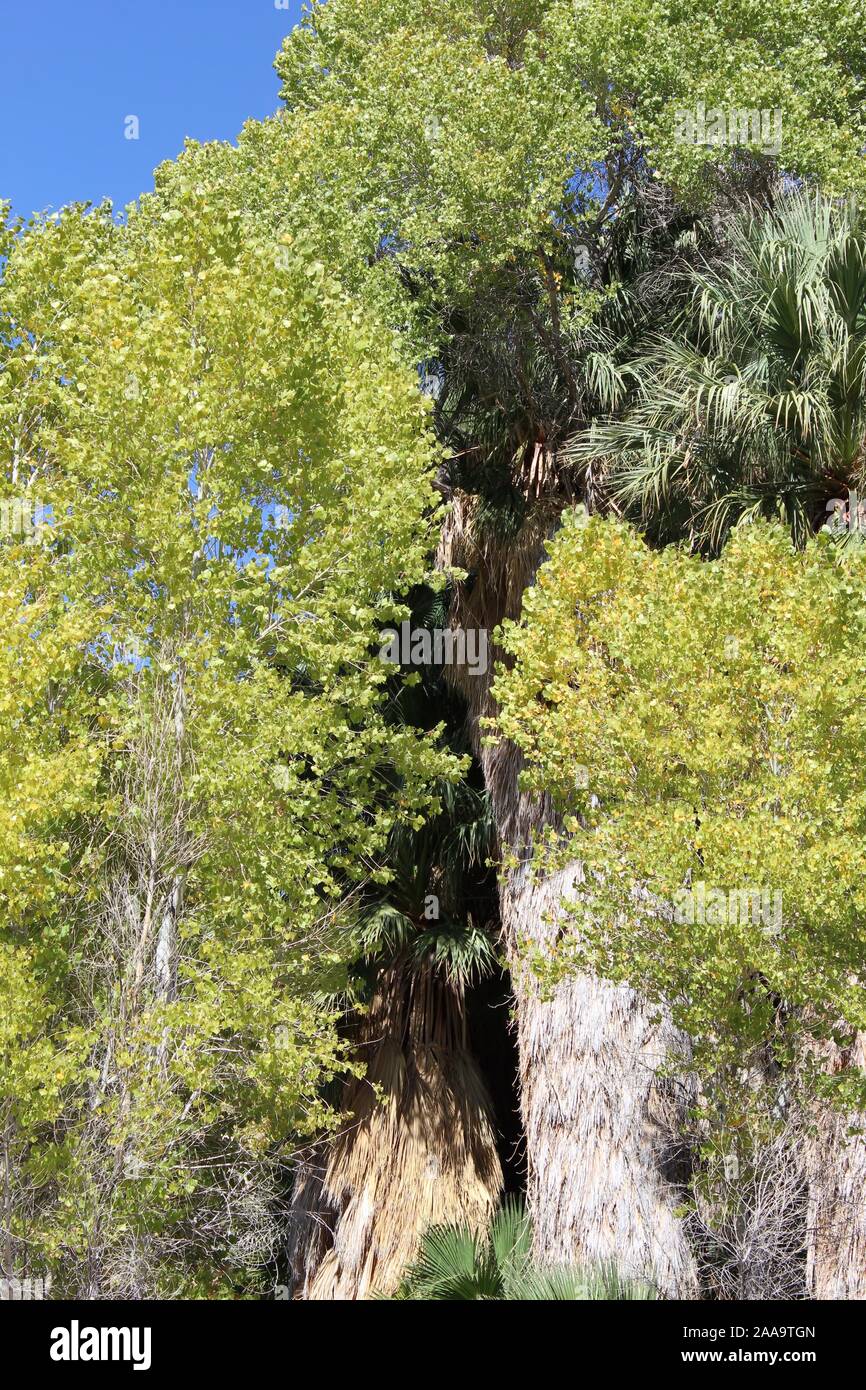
[292,175,807,1300]
[287,624,507,1299]
[572,189,866,1298]
[573,191,866,553]
[429,188,715,1297]
[384,1199,655,1300]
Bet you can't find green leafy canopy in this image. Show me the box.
[491,511,866,1110]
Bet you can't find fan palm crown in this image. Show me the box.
[573,192,866,551]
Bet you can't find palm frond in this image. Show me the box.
[569,191,866,552]
[383,1200,656,1301]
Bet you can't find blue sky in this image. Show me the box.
[1,1,303,220]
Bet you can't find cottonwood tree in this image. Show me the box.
[0,189,455,1295]
[491,512,866,1296]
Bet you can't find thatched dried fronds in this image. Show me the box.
[436,490,556,852]
[287,968,502,1300]
[504,863,698,1297]
[804,1033,866,1299]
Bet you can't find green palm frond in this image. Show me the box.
[388,1224,503,1300]
[355,904,417,961]
[488,1196,534,1292]
[408,919,499,988]
[384,1200,656,1301]
[352,734,496,987]
[571,191,866,552]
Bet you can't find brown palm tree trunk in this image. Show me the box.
[439,494,697,1296]
[288,966,502,1299]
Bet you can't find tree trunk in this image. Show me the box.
[288,967,501,1299]
[1,1118,14,1297]
[504,863,695,1292]
[439,494,697,1295]
[805,1034,866,1299]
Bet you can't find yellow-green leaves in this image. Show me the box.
[0,184,454,1292]
[270,0,866,326]
[491,512,866,1107]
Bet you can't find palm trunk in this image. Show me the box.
[805,1034,866,1298]
[439,493,697,1295]
[504,864,695,1291]
[288,965,502,1299]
